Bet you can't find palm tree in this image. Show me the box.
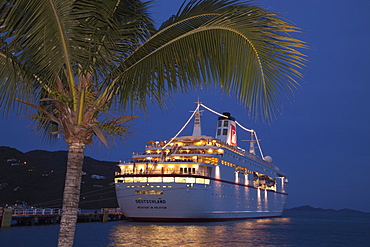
[0,0,306,246]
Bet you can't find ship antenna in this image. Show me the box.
[237,122,265,159]
[242,132,260,156]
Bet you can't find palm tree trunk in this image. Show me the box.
[58,142,85,247]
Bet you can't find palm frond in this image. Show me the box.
[1,0,307,144]
[109,1,306,120]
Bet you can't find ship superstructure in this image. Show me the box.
[114,103,288,221]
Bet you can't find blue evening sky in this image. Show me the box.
[1,0,369,212]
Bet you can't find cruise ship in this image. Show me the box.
[114,103,288,221]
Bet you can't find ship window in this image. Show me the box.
[222,129,228,135]
[186,177,196,183]
[224,121,228,127]
[135,190,163,195]
[175,177,187,183]
[218,121,222,127]
[133,177,147,183]
[174,177,196,183]
[148,177,162,183]
[192,168,195,174]
[196,178,205,184]
[163,177,175,183]
[180,167,183,174]
[196,178,210,184]
[217,129,221,135]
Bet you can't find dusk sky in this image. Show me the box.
[1,0,369,213]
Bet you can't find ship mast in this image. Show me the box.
[191,107,203,136]
[248,132,256,155]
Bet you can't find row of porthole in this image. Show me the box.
[213,182,277,192]
[223,152,274,174]
[126,185,173,188]
[213,193,256,199]
[212,193,283,203]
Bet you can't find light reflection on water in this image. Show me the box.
[107,217,292,247]
[0,212,368,246]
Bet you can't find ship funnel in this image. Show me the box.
[215,112,237,146]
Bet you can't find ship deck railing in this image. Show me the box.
[131,148,278,171]
[132,150,225,156]
[144,139,245,155]
[120,154,278,172]
[115,170,212,177]
[118,159,216,165]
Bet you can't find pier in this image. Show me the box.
[0,208,125,227]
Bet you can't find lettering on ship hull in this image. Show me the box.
[135,199,167,204]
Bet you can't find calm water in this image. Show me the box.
[1,211,369,247]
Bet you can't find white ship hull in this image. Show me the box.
[115,175,287,221]
[115,104,289,221]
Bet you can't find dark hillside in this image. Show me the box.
[0,146,120,209]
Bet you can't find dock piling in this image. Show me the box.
[1,208,13,228]
[102,208,109,222]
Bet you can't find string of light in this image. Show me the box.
[199,103,229,118]
[162,103,200,149]
[162,102,265,159]
[201,103,264,159]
